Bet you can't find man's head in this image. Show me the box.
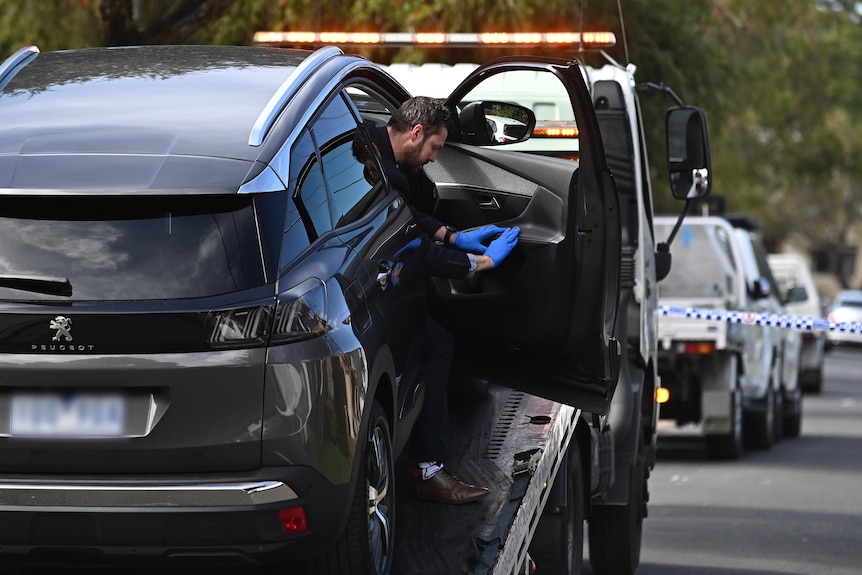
[388,96,452,173]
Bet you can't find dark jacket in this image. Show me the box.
[368,124,471,280]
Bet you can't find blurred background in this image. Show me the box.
[2,0,861,298]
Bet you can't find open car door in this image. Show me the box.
[420,57,622,414]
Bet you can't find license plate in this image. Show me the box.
[11,393,125,437]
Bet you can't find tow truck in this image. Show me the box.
[254,29,712,575]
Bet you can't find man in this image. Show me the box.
[364,96,519,504]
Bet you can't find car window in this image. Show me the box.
[291,92,387,239]
[292,129,331,237]
[458,68,578,157]
[656,222,737,298]
[0,194,273,301]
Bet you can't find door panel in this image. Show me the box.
[426,145,619,413]
[428,58,621,414]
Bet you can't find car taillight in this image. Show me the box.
[209,305,272,348]
[682,341,716,355]
[271,279,328,344]
[207,279,328,348]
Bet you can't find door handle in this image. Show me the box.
[477,196,500,210]
[376,260,393,289]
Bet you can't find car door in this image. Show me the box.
[426,57,622,414]
[278,86,428,446]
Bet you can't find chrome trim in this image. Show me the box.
[0,45,39,92]
[0,480,297,507]
[248,45,344,147]
[241,59,378,194]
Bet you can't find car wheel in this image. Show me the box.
[802,368,823,394]
[772,385,784,441]
[706,383,743,460]
[783,386,803,438]
[588,457,645,575]
[705,356,743,460]
[745,383,776,450]
[530,443,585,574]
[306,400,394,575]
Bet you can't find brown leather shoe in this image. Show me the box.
[409,468,490,504]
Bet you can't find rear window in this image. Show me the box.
[0,194,282,301]
[656,222,737,298]
[836,294,862,308]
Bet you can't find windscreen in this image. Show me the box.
[656,222,737,299]
[0,194,280,301]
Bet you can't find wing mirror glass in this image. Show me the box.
[667,106,712,200]
[457,100,536,146]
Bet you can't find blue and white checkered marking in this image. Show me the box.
[658,305,861,334]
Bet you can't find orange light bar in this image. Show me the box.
[253,31,616,49]
[532,122,580,138]
[417,33,446,44]
[655,387,670,404]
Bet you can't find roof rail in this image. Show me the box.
[248,45,344,147]
[0,45,40,92]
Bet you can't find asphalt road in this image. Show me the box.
[622,348,862,575]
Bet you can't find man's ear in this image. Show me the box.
[410,124,424,141]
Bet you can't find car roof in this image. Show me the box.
[0,45,313,193]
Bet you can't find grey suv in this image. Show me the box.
[0,44,620,572]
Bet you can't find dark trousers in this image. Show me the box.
[412,316,454,463]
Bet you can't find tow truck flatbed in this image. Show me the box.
[393,385,578,575]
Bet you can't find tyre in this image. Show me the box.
[588,460,645,575]
[772,385,784,441]
[305,400,394,575]
[783,386,803,438]
[745,383,776,450]
[705,386,743,460]
[705,356,743,460]
[530,444,585,574]
[802,368,823,394]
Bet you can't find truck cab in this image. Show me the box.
[381,41,712,574]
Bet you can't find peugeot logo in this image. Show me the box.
[50,316,73,342]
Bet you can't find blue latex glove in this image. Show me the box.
[484,227,520,268]
[453,225,506,254]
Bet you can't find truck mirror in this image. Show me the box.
[667,107,712,200]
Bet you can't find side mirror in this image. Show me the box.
[750,277,771,300]
[457,100,536,146]
[667,107,712,200]
[785,285,808,304]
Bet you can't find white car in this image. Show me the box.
[825,289,862,350]
[768,253,827,393]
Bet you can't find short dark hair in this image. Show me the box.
[388,96,452,137]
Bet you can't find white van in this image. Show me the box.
[768,253,826,393]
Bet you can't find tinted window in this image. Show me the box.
[0,195,272,301]
[291,92,385,239]
[293,130,331,237]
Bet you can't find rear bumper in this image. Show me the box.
[0,467,351,568]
